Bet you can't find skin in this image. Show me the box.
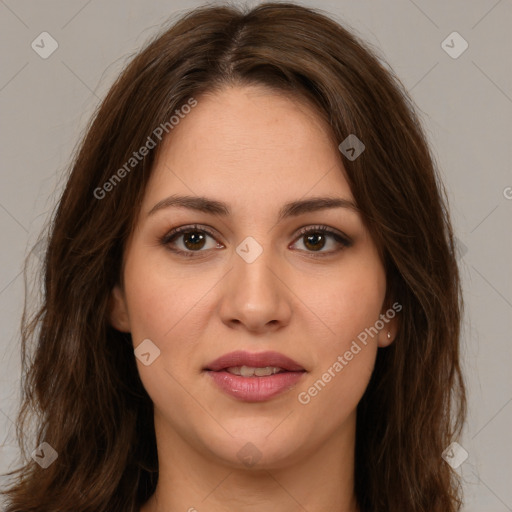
[109,84,397,512]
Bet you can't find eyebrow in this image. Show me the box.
[147,194,358,223]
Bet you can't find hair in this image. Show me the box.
[1,2,467,511]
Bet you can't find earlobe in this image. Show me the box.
[108,284,131,332]
[378,327,395,348]
[377,300,400,348]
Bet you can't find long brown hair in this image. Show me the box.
[1,2,466,511]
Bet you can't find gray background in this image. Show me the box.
[0,0,511,510]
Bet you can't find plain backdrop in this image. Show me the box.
[0,1,511,510]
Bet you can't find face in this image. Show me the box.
[109,84,397,470]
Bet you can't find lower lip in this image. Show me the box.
[205,370,306,402]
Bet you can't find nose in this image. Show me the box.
[218,240,292,334]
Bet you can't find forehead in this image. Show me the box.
[144,85,353,212]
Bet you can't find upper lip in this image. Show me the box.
[204,350,305,372]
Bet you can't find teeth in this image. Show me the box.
[226,365,283,377]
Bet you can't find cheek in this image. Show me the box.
[297,287,380,423]
[333,277,385,339]
[122,247,212,345]
[313,256,386,343]
[122,250,207,421]
[300,252,385,403]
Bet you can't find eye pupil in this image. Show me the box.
[184,232,206,250]
[304,233,325,251]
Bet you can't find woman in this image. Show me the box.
[1,2,467,511]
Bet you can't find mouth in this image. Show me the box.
[221,365,292,377]
[204,350,306,373]
[203,350,307,402]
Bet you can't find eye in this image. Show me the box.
[160,224,223,258]
[160,223,352,258]
[290,225,352,257]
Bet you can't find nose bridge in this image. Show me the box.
[234,234,279,304]
[219,234,291,330]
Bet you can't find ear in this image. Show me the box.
[377,300,401,348]
[108,284,131,332]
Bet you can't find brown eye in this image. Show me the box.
[181,231,207,251]
[161,224,222,257]
[291,225,352,256]
[303,232,327,251]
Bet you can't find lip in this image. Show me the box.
[204,350,305,372]
[204,350,306,402]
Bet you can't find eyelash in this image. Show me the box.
[160,223,352,259]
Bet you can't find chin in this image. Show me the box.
[197,422,309,470]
